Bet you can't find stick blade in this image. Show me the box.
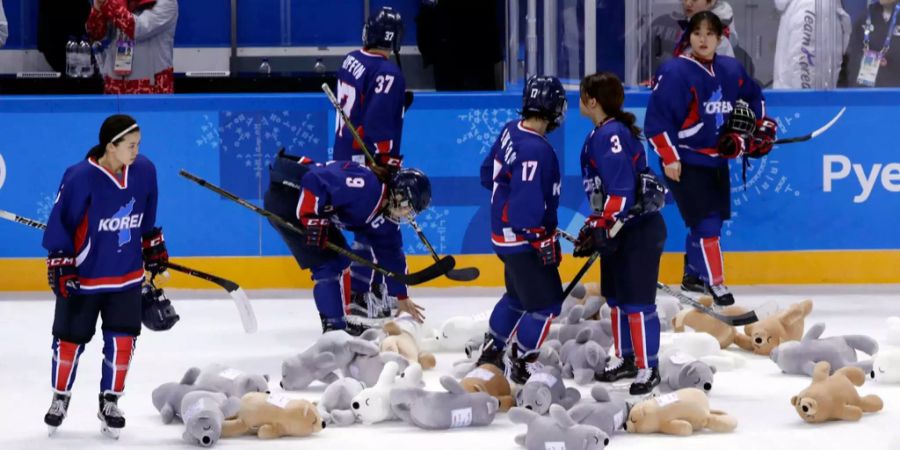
[446,267,480,282]
[396,256,456,285]
[228,287,258,334]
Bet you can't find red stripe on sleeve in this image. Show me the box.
[649,133,680,165]
[295,188,319,220]
[601,195,625,223]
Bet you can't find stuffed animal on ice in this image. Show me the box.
[350,361,403,425]
[151,368,208,423]
[659,351,717,393]
[559,283,604,321]
[380,320,436,370]
[887,316,900,347]
[770,323,879,376]
[660,332,745,371]
[509,404,610,450]
[515,366,581,414]
[567,385,629,437]
[395,362,425,388]
[221,393,325,439]
[673,296,745,348]
[626,388,737,436]
[194,364,270,398]
[546,328,608,385]
[791,361,883,423]
[389,376,500,429]
[315,377,366,427]
[281,330,364,390]
[343,335,410,387]
[735,299,813,356]
[553,301,613,351]
[871,347,900,384]
[459,364,515,411]
[180,390,241,447]
[424,311,491,352]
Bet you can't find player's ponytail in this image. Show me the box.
[85,114,140,160]
[579,72,643,140]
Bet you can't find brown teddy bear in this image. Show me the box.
[791,361,883,423]
[625,388,737,436]
[382,321,436,370]
[459,363,515,412]
[735,299,813,356]
[673,296,747,349]
[222,393,325,439]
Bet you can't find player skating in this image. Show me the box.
[42,114,168,438]
[476,76,567,384]
[574,72,667,395]
[644,11,777,307]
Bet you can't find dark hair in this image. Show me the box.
[579,72,642,139]
[687,10,724,37]
[85,114,140,160]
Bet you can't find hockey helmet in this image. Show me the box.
[386,168,431,222]
[141,281,179,331]
[363,7,404,53]
[522,75,567,131]
[724,100,757,136]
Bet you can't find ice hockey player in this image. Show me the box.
[333,6,411,322]
[574,72,667,395]
[264,152,428,335]
[644,11,776,307]
[476,75,567,384]
[42,114,169,438]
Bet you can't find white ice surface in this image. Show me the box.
[1,285,899,450]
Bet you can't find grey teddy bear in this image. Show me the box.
[567,385,629,437]
[770,322,879,376]
[548,328,609,385]
[151,368,210,423]
[510,404,610,450]
[316,377,367,427]
[342,337,410,387]
[555,302,613,351]
[515,366,581,414]
[194,364,269,398]
[180,390,241,447]
[659,350,717,393]
[281,330,367,390]
[389,376,500,429]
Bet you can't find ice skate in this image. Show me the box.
[629,367,661,396]
[44,392,70,436]
[97,393,125,439]
[596,356,638,382]
[680,274,707,294]
[505,344,542,385]
[474,333,505,371]
[708,284,735,309]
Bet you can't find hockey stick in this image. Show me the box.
[557,222,623,298]
[408,218,480,281]
[179,170,455,285]
[656,282,777,326]
[0,208,259,333]
[773,107,845,145]
[322,82,479,281]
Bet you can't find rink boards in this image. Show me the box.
[0,90,897,289]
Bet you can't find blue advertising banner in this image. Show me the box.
[0,90,897,260]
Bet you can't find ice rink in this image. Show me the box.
[1,285,898,450]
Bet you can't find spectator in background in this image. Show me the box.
[0,0,7,48]
[86,0,178,94]
[37,0,93,72]
[773,0,851,89]
[416,0,504,90]
[844,0,900,87]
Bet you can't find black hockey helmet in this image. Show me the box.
[387,168,431,222]
[522,75,567,131]
[363,6,403,53]
[141,281,179,331]
[724,99,757,136]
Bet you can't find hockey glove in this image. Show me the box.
[573,214,618,257]
[527,229,560,266]
[747,117,777,158]
[47,252,79,299]
[300,216,331,248]
[715,132,747,159]
[141,227,169,276]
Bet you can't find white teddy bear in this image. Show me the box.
[350,361,403,425]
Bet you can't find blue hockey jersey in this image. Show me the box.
[296,160,407,297]
[645,54,765,168]
[333,49,406,164]
[480,121,560,255]
[580,118,649,225]
[42,155,158,294]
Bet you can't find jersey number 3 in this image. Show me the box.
[610,135,623,154]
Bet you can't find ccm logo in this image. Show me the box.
[823,154,900,203]
[48,257,74,266]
